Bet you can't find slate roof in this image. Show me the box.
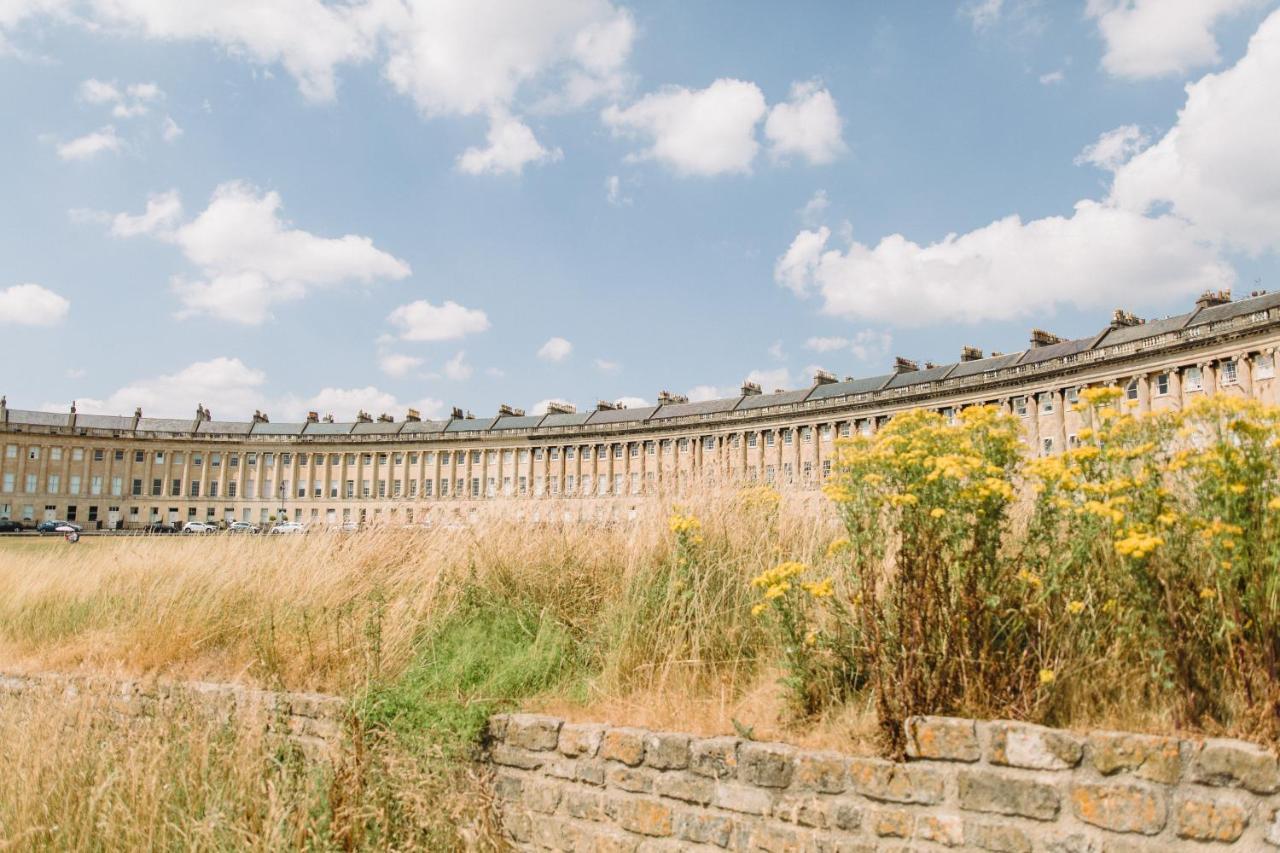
[1017,336,1099,366]
[251,422,306,436]
[74,413,134,430]
[651,397,742,419]
[7,409,66,427]
[351,421,403,435]
[1190,291,1280,327]
[539,411,593,428]
[805,374,894,401]
[585,406,658,425]
[399,419,449,434]
[946,351,1025,380]
[136,417,193,433]
[885,363,957,390]
[491,415,545,431]
[1096,312,1197,348]
[736,389,810,410]
[198,420,253,435]
[303,421,356,435]
[445,417,496,433]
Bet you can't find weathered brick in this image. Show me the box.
[675,811,734,847]
[847,757,945,804]
[811,835,875,853]
[964,820,1032,853]
[607,764,657,793]
[1266,804,1280,847]
[563,788,606,821]
[1173,793,1249,842]
[558,722,605,757]
[690,736,739,779]
[544,757,577,780]
[1087,731,1185,784]
[653,771,713,805]
[832,799,863,832]
[500,808,531,843]
[915,814,963,846]
[958,769,1060,821]
[530,814,567,850]
[601,727,648,766]
[773,793,832,829]
[506,713,562,751]
[988,721,1083,770]
[491,743,546,770]
[523,780,563,814]
[1189,737,1280,794]
[1069,782,1166,835]
[792,751,849,793]
[871,808,914,838]
[493,771,523,801]
[585,825,640,853]
[487,713,509,742]
[643,731,690,770]
[1043,834,1101,853]
[906,715,981,762]
[713,781,774,815]
[614,798,673,837]
[746,824,801,852]
[738,741,796,788]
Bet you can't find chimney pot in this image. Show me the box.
[1195,288,1232,308]
[812,369,836,386]
[893,356,919,373]
[740,381,762,396]
[1029,328,1063,348]
[960,345,984,362]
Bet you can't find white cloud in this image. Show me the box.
[1038,70,1065,85]
[602,78,767,176]
[1109,9,1280,255]
[103,182,409,323]
[456,111,562,175]
[849,329,893,363]
[538,336,573,362]
[57,125,122,160]
[1086,0,1264,79]
[66,367,87,379]
[387,299,490,341]
[962,0,1006,31]
[1075,124,1148,172]
[605,174,630,206]
[378,352,423,377]
[745,368,790,391]
[764,80,845,165]
[768,340,785,361]
[594,358,620,372]
[161,115,183,142]
[686,384,724,402]
[800,189,829,225]
[109,189,182,237]
[441,350,472,381]
[59,355,444,421]
[775,204,1231,328]
[614,396,648,408]
[79,77,164,117]
[804,336,850,353]
[0,283,70,326]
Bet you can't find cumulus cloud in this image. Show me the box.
[530,398,574,415]
[387,299,490,341]
[602,78,767,176]
[594,358,620,372]
[456,111,562,175]
[800,189,829,225]
[775,10,1280,327]
[1086,0,1265,79]
[79,77,163,117]
[0,283,70,326]
[1039,70,1065,85]
[57,125,122,160]
[764,80,845,165]
[605,174,630,206]
[378,352,423,377]
[1075,124,1148,172]
[60,356,444,421]
[1109,9,1280,255]
[538,336,573,362]
[161,115,183,142]
[104,182,410,323]
[745,367,790,391]
[686,384,725,402]
[441,350,472,381]
[614,395,648,409]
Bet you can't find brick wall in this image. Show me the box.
[0,671,346,755]
[488,713,1280,851]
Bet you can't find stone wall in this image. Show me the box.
[0,671,346,755]
[487,713,1280,851]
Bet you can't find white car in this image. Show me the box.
[181,521,217,534]
[268,522,306,535]
[228,521,260,534]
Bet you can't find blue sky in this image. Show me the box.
[1,0,1278,420]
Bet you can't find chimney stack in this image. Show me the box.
[306,411,319,423]
[322,413,335,423]
[960,346,984,362]
[252,410,270,424]
[376,412,394,423]
[1029,329,1063,348]
[596,399,621,411]
[404,408,421,422]
[356,410,373,423]
[741,381,762,396]
[497,403,525,417]
[547,401,577,414]
[1110,309,1142,328]
[893,356,919,373]
[812,369,837,386]
[657,390,689,405]
[1196,289,1232,308]
[450,406,464,419]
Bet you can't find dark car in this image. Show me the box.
[37,519,83,534]
[0,518,25,533]
[144,522,178,534]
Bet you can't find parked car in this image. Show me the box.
[181,521,217,534]
[0,517,25,533]
[37,519,82,534]
[228,521,260,534]
[144,522,177,534]
[268,522,306,535]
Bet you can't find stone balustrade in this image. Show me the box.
[487,713,1280,851]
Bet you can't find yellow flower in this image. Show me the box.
[1067,600,1085,615]
[1199,587,1216,600]
[1039,668,1056,686]
[930,507,947,519]
[802,578,835,599]
[804,631,817,647]
[751,602,767,617]
[1229,483,1247,495]
[1268,497,1280,511]
[825,538,851,557]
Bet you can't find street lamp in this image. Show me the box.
[279,481,286,523]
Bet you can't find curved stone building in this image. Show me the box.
[3,290,1279,530]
